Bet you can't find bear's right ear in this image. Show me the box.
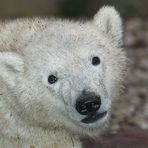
[93,6,123,45]
[0,52,24,88]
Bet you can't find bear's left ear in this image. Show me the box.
[93,6,122,45]
[0,52,24,88]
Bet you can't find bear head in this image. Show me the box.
[0,6,127,136]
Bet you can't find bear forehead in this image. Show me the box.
[48,22,104,44]
[33,19,106,47]
[23,20,111,67]
[34,25,107,54]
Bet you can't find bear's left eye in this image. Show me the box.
[48,75,58,84]
[92,56,101,66]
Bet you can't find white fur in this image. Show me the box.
[0,6,127,148]
[94,6,123,45]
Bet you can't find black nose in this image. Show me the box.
[75,92,101,115]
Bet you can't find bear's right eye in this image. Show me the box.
[48,75,58,84]
[92,56,101,66]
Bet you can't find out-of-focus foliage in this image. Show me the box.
[0,0,148,18]
[59,0,148,18]
[0,0,58,18]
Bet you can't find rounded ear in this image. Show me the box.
[93,6,123,45]
[0,52,24,88]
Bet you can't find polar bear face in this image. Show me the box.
[0,7,126,136]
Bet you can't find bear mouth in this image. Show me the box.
[81,111,107,124]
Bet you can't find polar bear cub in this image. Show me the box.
[0,6,126,148]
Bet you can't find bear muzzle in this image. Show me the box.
[75,91,108,124]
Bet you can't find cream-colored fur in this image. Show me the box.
[0,6,127,148]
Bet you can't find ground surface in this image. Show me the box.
[82,129,148,148]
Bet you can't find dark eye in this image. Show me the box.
[92,56,101,66]
[48,75,58,84]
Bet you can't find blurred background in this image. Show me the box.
[0,0,148,19]
[0,0,148,146]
